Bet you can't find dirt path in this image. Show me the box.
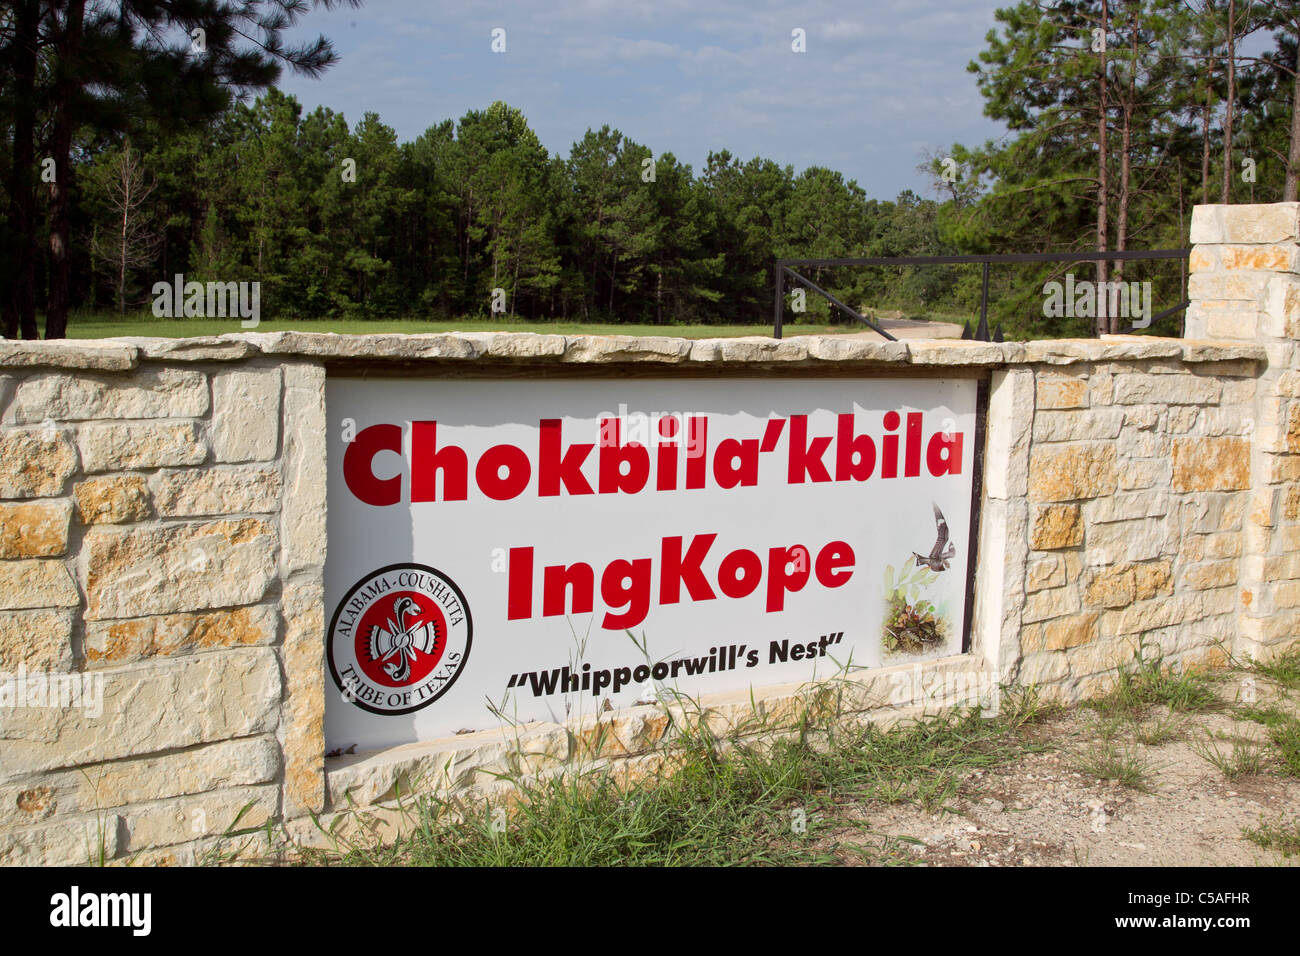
[788,318,965,340]
[828,672,1300,866]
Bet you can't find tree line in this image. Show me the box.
[940,0,1300,335]
[68,92,960,328]
[3,1,1300,339]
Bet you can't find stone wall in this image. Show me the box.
[0,342,326,865]
[1186,203,1300,657]
[1,202,1297,865]
[975,344,1258,705]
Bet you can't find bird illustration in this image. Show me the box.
[913,503,956,572]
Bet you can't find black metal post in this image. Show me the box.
[976,262,990,341]
[774,265,784,339]
[771,249,1191,342]
[784,268,898,341]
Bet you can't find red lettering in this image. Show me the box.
[928,430,963,476]
[660,534,717,604]
[766,544,811,612]
[515,534,857,628]
[686,417,708,488]
[411,421,467,501]
[543,562,594,617]
[787,414,831,483]
[656,419,678,490]
[475,443,531,500]
[835,413,876,481]
[905,412,923,477]
[713,438,759,489]
[538,419,593,497]
[598,419,650,494]
[815,541,855,587]
[882,411,900,479]
[507,547,533,620]
[344,423,403,506]
[717,549,762,599]
[601,558,652,629]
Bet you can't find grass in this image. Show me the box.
[288,686,1054,867]
[1237,704,1298,728]
[1269,719,1300,777]
[1190,734,1267,780]
[1086,642,1220,719]
[1072,741,1153,790]
[54,312,888,341]
[999,684,1063,729]
[1244,817,1300,857]
[1134,711,1187,746]
[1249,645,1300,690]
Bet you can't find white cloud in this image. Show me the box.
[275,0,1007,198]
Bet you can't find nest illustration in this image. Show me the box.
[881,556,950,655]
[883,593,947,654]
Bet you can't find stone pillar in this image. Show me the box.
[1188,203,1300,659]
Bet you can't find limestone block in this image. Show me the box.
[1171,437,1250,492]
[0,500,72,558]
[1190,203,1300,244]
[84,605,278,667]
[1029,443,1117,501]
[0,736,279,827]
[0,648,281,780]
[0,427,77,498]
[83,518,275,619]
[211,367,281,462]
[1036,377,1088,410]
[1032,408,1123,443]
[279,363,326,574]
[77,421,206,473]
[1029,503,1083,549]
[282,576,326,816]
[74,475,151,525]
[0,814,120,866]
[0,560,79,610]
[151,465,281,517]
[0,609,73,670]
[1113,374,1222,406]
[1043,612,1100,650]
[5,367,207,423]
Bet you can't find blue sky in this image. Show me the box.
[278,0,1009,201]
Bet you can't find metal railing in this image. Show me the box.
[773,249,1191,340]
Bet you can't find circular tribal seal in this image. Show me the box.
[328,564,472,716]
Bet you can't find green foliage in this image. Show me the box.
[1244,816,1300,857]
[292,696,1046,867]
[881,555,946,655]
[1072,741,1154,790]
[58,91,963,329]
[1269,718,1300,776]
[1086,641,1221,717]
[22,2,1300,337]
[1249,645,1300,690]
[1190,733,1267,779]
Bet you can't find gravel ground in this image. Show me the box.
[824,670,1300,866]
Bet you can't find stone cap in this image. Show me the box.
[1190,202,1300,245]
[0,332,1266,372]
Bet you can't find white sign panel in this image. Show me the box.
[325,376,979,751]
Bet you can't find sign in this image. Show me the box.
[325,376,979,751]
